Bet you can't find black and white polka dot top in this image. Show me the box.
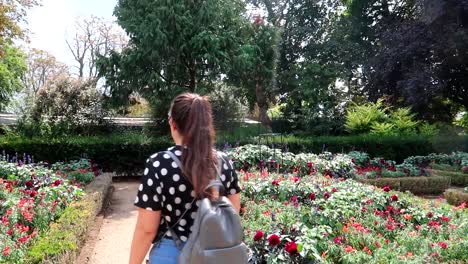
[134,145,241,243]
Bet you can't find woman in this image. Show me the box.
[129,93,241,264]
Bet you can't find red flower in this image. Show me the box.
[272,179,279,186]
[284,241,298,255]
[375,241,381,248]
[309,193,316,200]
[427,212,433,218]
[333,236,342,244]
[2,246,10,256]
[267,234,281,246]
[439,216,450,222]
[438,242,448,249]
[53,179,61,186]
[25,180,33,187]
[290,196,298,202]
[253,230,264,241]
[383,186,391,192]
[324,192,330,199]
[428,221,440,227]
[391,195,398,201]
[332,187,338,193]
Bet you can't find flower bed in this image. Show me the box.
[0,158,99,263]
[240,171,468,263]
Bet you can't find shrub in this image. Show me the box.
[430,170,468,187]
[444,188,468,206]
[17,76,108,137]
[345,99,387,134]
[359,176,450,195]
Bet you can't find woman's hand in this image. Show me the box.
[129,209,161,264]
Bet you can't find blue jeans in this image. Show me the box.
[149,238,181,264]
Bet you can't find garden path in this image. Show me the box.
[79,180,144,264]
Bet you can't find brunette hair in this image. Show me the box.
[169,93,217,198]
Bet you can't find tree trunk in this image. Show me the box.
[189,60,197,92]
[255,77,271,128]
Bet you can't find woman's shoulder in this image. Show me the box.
[146,146,182,164]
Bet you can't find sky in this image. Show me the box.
[26,0,119,66]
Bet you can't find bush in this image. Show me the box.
[444,188,468,206]
[430,170,468,187]
[1,134,467,175]
[16,76,108,137]
[359,176,450,195]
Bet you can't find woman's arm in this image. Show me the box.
[227,193,241,214]
[129,209,161,264]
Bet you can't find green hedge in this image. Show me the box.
[358,176,450,195]
[25,174,112,264]
[241,135,467,163]
[430,170,468,187]
[1,135,467,175]
[0,135,173,176]
[444,189,468,206]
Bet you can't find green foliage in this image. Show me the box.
[346,100,423,136]
[390,108,419,135]
[345,99,387,134]
[419,122,440,137]
[0,42,26,110]
[208,84,248,130]
[454,112,468,134]
[98,0,248,118]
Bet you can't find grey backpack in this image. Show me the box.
[164,151,248,264]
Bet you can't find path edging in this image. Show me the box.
[25,173,113,264]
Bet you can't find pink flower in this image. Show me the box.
[272,179,279,186]
[344,245,355,252]
[333,236,342,244]
[438,242,448,249]
[332,187,338,192]
[267,234,281,246]
[383,186,391,192]
[3,246,10,256]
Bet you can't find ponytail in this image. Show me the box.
[169,93,217,198]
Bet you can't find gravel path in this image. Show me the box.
[81,180,145,264]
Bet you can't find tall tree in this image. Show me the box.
[228,16,280,126]
[22,48,68,100]
[66,16,127,79]
[0,43,26,109]
[97,0,247,115]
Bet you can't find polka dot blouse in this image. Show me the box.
[134,146,241,243]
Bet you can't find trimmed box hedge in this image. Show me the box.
[1,135,467,175]
[25,174,112,264]
[358,176,450,195]
[429,170,468,187]
[444,188,468,206]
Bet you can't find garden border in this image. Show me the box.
[24,173,112,264]
[357,176,450,195]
